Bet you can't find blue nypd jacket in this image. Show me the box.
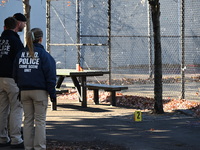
[0,30,24,78]
[13,43,56,99]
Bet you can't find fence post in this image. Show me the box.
[181,0,185,99]
[46,0,50,53]
[76,0,81,66]
[148,2,153,79]
[108,0,111,85]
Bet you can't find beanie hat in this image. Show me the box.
[13,13,27,22]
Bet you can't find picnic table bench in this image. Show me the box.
[56,83,75,94]
[56,88,69,94]
[87,83,128,106]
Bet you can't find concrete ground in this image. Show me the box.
[45,100,200,150]
[2,99,200,150]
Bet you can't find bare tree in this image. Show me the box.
[23,0,31,45]
[148,0,164,114]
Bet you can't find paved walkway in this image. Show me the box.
[3,99,200,150]
[45,101,200,150]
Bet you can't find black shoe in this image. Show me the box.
[10,142,24,149]
[0,141,11,147]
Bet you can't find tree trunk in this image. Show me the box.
[23,0,31,45]
[149,0,164,114]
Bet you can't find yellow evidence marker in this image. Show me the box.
[134,111,142,121]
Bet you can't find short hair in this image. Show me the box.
[4,17,17,30]
[13,13,27,22]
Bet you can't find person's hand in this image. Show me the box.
[50,97,56,102]
[17,92,21,101]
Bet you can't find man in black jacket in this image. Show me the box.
[13,13,27,32]
[0,16,25,148]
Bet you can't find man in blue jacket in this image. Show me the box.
[0,16,26,148]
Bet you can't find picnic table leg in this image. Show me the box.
[93,89,99,104]
[52,76,65,111]
[71,76,81,102]
[56,76,65,88]
[80,76,87,107]
[111,91,116,106]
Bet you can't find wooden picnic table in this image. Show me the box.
[53,69,110,110]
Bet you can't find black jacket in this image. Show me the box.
[0,30,24,78]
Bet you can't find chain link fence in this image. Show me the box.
[47,0,200,101]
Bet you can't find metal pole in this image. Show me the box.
[181,0,185,99]
[76,0,81,65]
[46,0,50,52]
[63,1,67,68]
[147,2,153,78]
[108,0,111,85]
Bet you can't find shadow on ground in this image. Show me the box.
[46,103,200,150]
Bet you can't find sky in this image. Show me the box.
[0,0,46,45]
